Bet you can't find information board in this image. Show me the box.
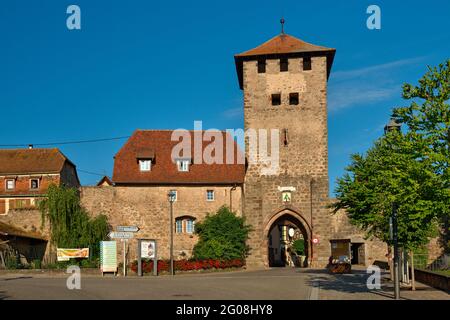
[100,241,117,274]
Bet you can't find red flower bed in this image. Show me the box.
[130,258,244,274]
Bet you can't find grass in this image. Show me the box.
[432,270,450,277]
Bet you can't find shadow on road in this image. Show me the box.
[0,291,9,300]
[304,268,411,300]
[2,276,33,281]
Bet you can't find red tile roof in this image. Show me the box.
[0,148,75,175]
[113,130,245,185]
[235,33,334,57]
[234,33,336,89]
[96,176,113,186]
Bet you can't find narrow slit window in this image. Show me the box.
[271,94,281,106]
[289,93,299,105]
[303,57,312,70]
[257,59,266,73]
[280,58,288,72]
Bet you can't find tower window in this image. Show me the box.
[280,58,288,72]
[283,129,289,146]
[303,57,312,70]
[289,93,299,105]
[271,94,281,106]
[257,59,266,73]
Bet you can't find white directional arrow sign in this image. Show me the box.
[109,231,134,239]
[116,226,139,232]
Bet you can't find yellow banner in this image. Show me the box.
[57,248,89,261]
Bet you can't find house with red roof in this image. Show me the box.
[0,148,80,214]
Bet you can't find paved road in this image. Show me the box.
[0,268,313,300]
[1,267,447,300]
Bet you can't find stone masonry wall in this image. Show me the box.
[242,56,332,268]
[80,185,243,263]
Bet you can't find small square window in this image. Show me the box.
[303,57,312,71]
[206,190,215,201]
[177,159,190,172]
[30,179,39,190]
[271,94,281,106]
[257,59,266,73]
[139,160,151,171]
[289,93,299,105]
[6,179,15,190]
[280,58,288,72]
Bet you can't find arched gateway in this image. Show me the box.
[264,209,312,268]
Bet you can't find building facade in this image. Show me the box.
[0,148,80,265]
[0,148,80,215]
[80,33,391,268]
[81,130,244,259]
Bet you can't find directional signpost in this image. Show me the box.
[116,226,139,233]
[108,227,139,277]
[109,231,134,239]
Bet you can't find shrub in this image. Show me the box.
[5,255,19,270]
[32,259,42,269]
[192,206,251,260]
[292,239,305,255]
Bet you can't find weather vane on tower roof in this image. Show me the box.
[280,18,285,34]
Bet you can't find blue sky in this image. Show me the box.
[1,1,449,195]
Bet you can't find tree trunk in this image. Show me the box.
[410,250,416,291]
[388,245,394,281]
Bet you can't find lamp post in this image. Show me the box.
[168,191,176,276]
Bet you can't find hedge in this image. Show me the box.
[130,258,244,273]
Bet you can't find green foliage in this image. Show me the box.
[40,184,110,259]
[292,239,305,255]
[5,255,19,270]
[333,60,450,251]
[32,259,42,269]
[394,59,450,251]
[192,206,251,260]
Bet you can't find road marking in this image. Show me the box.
[309,278,320,300]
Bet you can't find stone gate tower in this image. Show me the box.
[235,31,336,268]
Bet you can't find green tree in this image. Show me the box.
[333,60,450,251]
[40,184,109,259]
[192,206,251,260]
[333,130,441,249]
[393,59,450,251]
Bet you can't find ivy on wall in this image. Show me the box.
[39,184,109,258]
